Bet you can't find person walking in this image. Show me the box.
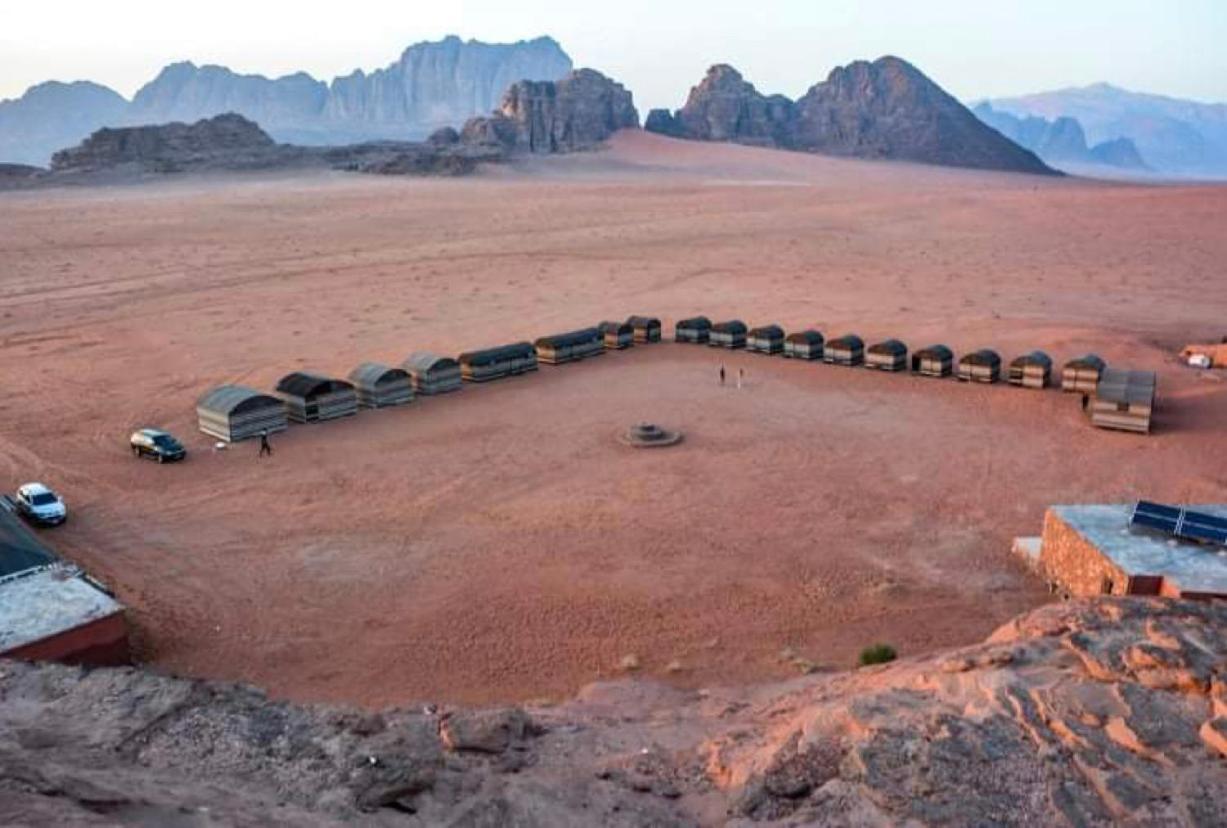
[258,429,273,458]
[719,364,726,386]
[737,368,744,390]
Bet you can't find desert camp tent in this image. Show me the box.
[626,316,662,343]
[197,384,288,442]
[783,330,824,360]
[675,316,712,344]
[709,320,748,349]
[1008,351,1053,389]
[534,328,605,364]
[824,334,865,366]
[747,325,785,355]
[599,320,634,350]
[404,353,462,395]
[275,372,359,422]
[958,349,1002,384]
[459,342,538,382]
[348,363,414,408]
[911,345,954,377]
[1061,354,1106,394]
[1088,368,1156,434]
[866,339,908,372]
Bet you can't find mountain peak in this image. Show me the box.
[648,57,1056,174]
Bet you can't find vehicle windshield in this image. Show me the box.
[152,434,181,448]
[30,492,58,506]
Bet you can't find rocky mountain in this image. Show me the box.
[3,598,1224,824]
[986,83,1227,177]
[0,81,129,166]
[646,58,1056,175]
[37,71,634,186]
[0,36,572,166]
[973,102,1148,171]
[462,69,638,154]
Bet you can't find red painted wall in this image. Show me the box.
[3,612,129,666]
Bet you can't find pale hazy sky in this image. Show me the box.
[2,1,1225,109]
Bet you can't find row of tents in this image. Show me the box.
[196,315,1154,442]
[195,316,664,442]
[672,317,1154,433]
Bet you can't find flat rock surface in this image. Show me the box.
[2,598,1224,825]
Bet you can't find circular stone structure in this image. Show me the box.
[619,422,683,448]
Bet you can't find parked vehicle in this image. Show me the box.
[15,482,67,526]
[130,428,186,463]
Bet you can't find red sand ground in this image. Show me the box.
[1,132,1225,707]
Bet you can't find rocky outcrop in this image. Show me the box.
[647,58,1058,175]
[0,36,572,166]
[0,81,129,166]
[3,598,1224,824]
[461,69,639,154]
[43,114,499,180]
[50,113,284,174]
[974,102,1149,172]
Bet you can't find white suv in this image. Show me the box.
[15,482,67,526]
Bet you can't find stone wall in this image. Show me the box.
[1039,508,1130,597]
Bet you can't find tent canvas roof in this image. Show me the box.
[197,384,284,416]
[275,372,355,399]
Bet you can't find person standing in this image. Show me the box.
[259,429,273,458]
[719,364,726,386]
[737,368,744,389]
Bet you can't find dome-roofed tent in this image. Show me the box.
[1089,368,1156,434]
[709,320,748,349]
[675,316,712,344]
[197,384,288,442]
[404,353,462,395]
[534,328,605,364]
[626,316,662,343]
[274,372,359,422]
[1061,354,1106,394]
[459,342,538,382]
[348,363,414,408]
[747,324,785,355]
[1008,351,1053,389]
[824,334,865,366]
[866,338,908,372]
[598,320,634,350]
[958,349,1002,383]
[912,345,954,377]
[783,330,824,360]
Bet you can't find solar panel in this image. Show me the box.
[1129,501,1227,548]
[1185,510,1227,531]
[1181,523,1227,545]
[1131,511,1179,534]
[1135,500,1181,520]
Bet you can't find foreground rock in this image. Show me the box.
[647,58,1057,175]
[2,598,1223,824]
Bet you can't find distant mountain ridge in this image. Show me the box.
[0,36,573,165]
[984,83,1227,177]
[646,59,1056,175]
[972,103,1147,172]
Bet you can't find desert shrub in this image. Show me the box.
[859,644,897,666]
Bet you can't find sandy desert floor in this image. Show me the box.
[1,131,1225,707]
